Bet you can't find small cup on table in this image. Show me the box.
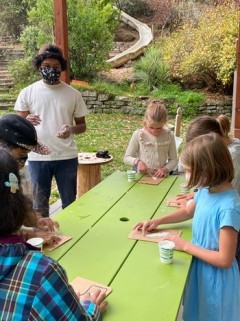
[158,240,175,264]
[127,170,136,182]
[27,237,44,251]
[180,183,190,194]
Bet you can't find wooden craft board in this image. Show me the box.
[44,235,72,251]
[128,228,182,243]
[167,198,187,208]
[71,277,112,298]
[138,175,164,185]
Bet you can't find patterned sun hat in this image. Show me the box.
[0,114,51,155]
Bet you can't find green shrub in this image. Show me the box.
[160,1,239,91]
[115,0,152,18]
[133,45,170,91]
[8,58,40,89]
[14,0,119,80]
[68,0,119,79]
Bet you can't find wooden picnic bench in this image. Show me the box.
[45,171,192,320]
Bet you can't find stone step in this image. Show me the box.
[0,103,14,110]
[0,87,13,93]
[0,95,16,102]
[0,80,13,91]
[0,44,23,99]
[0,65,8,69]
[0,74,11,80]
[0,94,16,109]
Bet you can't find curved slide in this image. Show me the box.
[107,11,153,68]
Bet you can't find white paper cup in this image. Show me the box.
[27,237,44,251]
[180,183,190,194]
[158,240,175,264]
[127,170,136,182]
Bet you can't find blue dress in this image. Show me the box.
[183,188,240,321]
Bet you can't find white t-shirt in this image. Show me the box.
[14,80,88,161]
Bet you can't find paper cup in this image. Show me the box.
[180,183,190,194]
[27,237,44,251]
[158,240,175,264]
[127,170,136,182]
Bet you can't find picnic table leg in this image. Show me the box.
[77,164,101,197]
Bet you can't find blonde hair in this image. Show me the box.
[181,133,234,189]
[143,100,167,125]
[216,114,231,138]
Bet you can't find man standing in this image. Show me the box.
[14,44,88,217]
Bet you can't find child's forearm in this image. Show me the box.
[155,207,194,226]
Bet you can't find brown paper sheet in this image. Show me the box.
[167,198,187,208]
[70,277,112,298]
[128,228,182,243]
[44,235,72,251]
[138,175,164,185]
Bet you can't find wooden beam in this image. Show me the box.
[233,36,240,138]
[53,0,70,84]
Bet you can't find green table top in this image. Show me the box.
[47,172,192,321]
[44,171,140,260]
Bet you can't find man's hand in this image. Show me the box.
[57,124,72,139]
[26,114,41,125]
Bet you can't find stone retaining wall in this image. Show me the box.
[80,89,233,117]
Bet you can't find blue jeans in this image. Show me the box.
[28,158,78,217]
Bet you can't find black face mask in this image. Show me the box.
[39,67,61,84]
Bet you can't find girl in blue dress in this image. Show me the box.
[134,133,240,321]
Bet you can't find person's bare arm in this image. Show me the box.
[166,227,238,269]
[16,111,41,126]
[133,200,195,234]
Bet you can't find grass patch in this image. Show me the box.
[76,113,143,179]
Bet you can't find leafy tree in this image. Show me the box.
[17,0,119,80]
[0,0,30,39]
[67,0,119,78]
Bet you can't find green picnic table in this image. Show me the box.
[45,171,192,321]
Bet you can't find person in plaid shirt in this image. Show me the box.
[0,150,108,320]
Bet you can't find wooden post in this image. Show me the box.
[53,0,70,84]
[174,107,182,137]
[232,35,240,138]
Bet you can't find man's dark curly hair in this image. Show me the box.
[33,44,67,71]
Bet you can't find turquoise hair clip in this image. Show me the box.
[4,173,19,193]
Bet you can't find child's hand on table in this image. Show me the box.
[133,219,159,235]
[80,288,108,313]
[164,234,188,252]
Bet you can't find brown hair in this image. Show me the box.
[186,115,222,143]
[216,114,231,138]
[143,100,168,126]
[0,150,31,235]
[181,133,234,189]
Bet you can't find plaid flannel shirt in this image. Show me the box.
[0,235,101,321]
